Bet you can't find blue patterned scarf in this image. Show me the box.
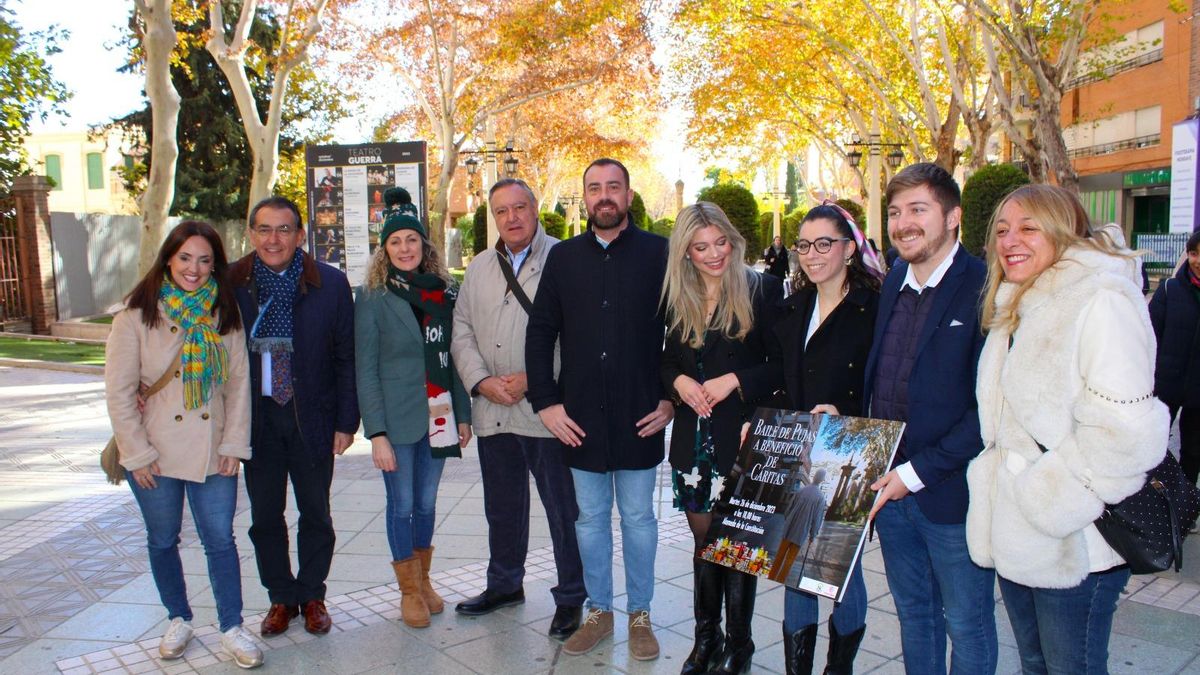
[249,251,303,353]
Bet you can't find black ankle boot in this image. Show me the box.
[681,560,724,674]
[823,622,865,675]
[708,568,756,674]
[783,624,818,675]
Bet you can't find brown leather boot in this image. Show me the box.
[413,547,444,614]
[392,557,431,628]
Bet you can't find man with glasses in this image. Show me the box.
[230,197,359,638]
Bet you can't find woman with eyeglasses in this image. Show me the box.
[769,203,884,674]
[661,202,783,674]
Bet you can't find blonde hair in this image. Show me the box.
[365,234,451,289]
[660,202,756,349]
[982,184,1136,332]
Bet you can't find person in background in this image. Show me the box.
[661,202,782,674]
[768,203,882,674]
[231,197,359,638]
[356,188,472,628]
[1149,230,1200,486]
[967,184,1167,674]
[765,235,790,279]
[106,220,262,668]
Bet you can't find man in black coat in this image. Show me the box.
[764,235,790,279]
[526,158,672,661]
[1149,230,1200,484]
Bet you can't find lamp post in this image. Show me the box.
[844,120,904,243]
[461,139,525,247]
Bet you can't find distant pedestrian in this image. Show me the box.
[968,184,1167,674]
[1149,229,1200,484]
[764,235,790,278]
[105,221,262,668]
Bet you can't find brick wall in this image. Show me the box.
[13,176,56,334]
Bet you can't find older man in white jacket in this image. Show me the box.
[450,178,585,641]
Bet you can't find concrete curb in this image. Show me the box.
[0,358,104,376]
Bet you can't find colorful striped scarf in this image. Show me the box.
[159,278,228,409]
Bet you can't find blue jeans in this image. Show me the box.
[875,498,997,675]
[570,467,657,613]
[381,435,445,561]
[783,560,867,635]
[128,471,243,632]
[999,567,1130,675]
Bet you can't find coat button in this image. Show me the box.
[496,343,502,348]
[504,299,509,305]
[602,300,609,308]
[174,371,181,378]
[201,413,210,420]
[849,390,855,396]
[174,414,183,422]
[848,362,854,368]
[170,326,178,333]
[600,352,608,360]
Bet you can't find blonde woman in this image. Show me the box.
[967,184,1168,674]
[660,202,783,674]
[355,189,472,628]
[105,221,261,668]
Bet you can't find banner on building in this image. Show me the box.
[1170,119,1199,233]
[304,142,428,286]
[698,408,903,602]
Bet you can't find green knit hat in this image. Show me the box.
[379,187,424,242]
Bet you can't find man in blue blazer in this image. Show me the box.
[864,164,997,674]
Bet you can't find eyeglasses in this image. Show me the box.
[252,224,298,237]
[795,237,850,254]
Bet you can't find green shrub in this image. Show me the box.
[472,204,488,255]
[650,216,674,238]
[961,163,1030,257]
[697,183,760,262]
[630,191,650,229]
[540,211,567,240]
[454,215,475,257]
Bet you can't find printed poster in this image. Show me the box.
[305,142,428,287]
[699,408,904,602]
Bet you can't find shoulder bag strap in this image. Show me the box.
[496,254,535,315]
[143,345,185,399]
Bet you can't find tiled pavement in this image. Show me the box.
[2,365,1200,674]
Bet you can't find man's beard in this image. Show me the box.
[589,200,628,230]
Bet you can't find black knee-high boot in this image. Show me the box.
[681,560,724,674]
[823,621,865,675]
[708,568,756,674]
[783,624,818,675]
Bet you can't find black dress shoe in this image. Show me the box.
[454,588,525,616]
[548,605,582,640]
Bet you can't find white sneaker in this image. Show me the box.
[158,617,193,659]
[221,625,264,669]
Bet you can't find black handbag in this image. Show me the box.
[1036,442,1200,574]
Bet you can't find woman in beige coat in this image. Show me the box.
[105,221,261,669]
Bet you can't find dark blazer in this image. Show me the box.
[354,286,471,445]
[526,221,669,472]
[230,251,360,461]
[770,285,878,415]
[662,272,784,474]
[764,246,789,278]
[1149,264,1200,408]
[862,246,986,524]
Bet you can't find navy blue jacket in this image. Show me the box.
[1149,264,1200,408]
[526,221,669,473]
[230,251,360,461]
[863,246,986,524]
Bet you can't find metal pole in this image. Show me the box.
[866,117,882,245]
[484,117,498,248]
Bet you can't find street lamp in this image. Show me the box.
[461,138,526,246]
[844,125,904,241]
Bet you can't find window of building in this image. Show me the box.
[86,152,104,190]
[44,154,62,190]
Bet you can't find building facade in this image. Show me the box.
[22,130,140,215]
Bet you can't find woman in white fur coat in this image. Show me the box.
[966,184,1169,675]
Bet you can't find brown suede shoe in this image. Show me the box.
[562,608,613,656]
[302,599,332,635]
[260,603,299,637]
[627,610,659,661]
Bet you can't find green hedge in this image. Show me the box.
[961,164,1030,257]
[697,183,760,262]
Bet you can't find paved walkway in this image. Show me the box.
[2,364,1200,674]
